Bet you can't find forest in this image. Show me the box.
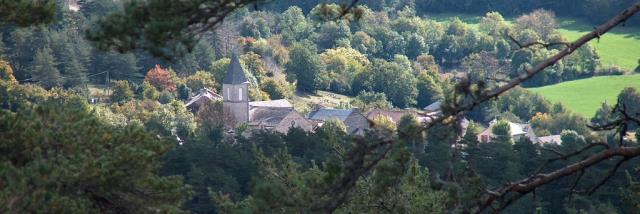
[2,0,640,213]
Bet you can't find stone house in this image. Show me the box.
[185,88,222,113]
[307,109,370,135]
[477,119,538,143]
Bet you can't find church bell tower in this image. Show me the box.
[222,53,249,124]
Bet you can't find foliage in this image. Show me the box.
[111,80,134,103]
[159,90,175,104]
[0,96,190,213]
[513,9,559,41]
[416,71,444,108]
[177,84,192,100]
[0,60,17,84]
[492,120,513,145]
[260,77,292,100]
[363,57,418,108]
[286,42,326,93]
[162,139,256,213]
[479,12,509,36]
[248,86,270,101]
[31,47,62,89]
[210,58,231,88]
[145,65,176,92]
[350,91,392,111]
[184,70,216,91]
[140,81,160,100]
[320,47,369,94]
[0,0,56,26]
[277,6,313,44]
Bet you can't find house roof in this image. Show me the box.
[249,99,293,109]
[538,135,562,145]
[489,119,528,136]
[424,101,442,112]
[185,87,222,107]
[479,119,538,143]
[308,109,354,121]
[223,53,248,84]
[249,108,294,127]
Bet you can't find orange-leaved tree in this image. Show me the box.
[144,64,176,92]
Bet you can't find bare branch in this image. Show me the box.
[506,33,571,50]
[477,146,640,213]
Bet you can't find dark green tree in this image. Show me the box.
[368,57,418,108]
[416,71,443,108]
[405,33,428,59]
[492,120,513,145]
[0,0,56,26]
[286,42,325,93]
[31,47,63,89]
[0,96,190,213]
[94,51,140,82]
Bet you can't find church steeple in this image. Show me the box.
[222,53,249,125]
[223,53,248,84]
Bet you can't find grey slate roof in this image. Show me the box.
[424,101,442,112]
[308,109,354,121]
[223,53,248,84]
[249,108,294,126]
[249,99,293,109]
[538,135,562,145]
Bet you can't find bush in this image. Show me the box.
[599,65,628,76]
[177,84,192,100]
[185,70,216,91]
[159,90,175,104]
[111,80,134,103]
[261,77,292,100]
[141,81,159,100]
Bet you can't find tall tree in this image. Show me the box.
[286,41,325,93]
[31,47,63,89]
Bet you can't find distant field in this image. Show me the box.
[427,13,640,71]
[528,75,640,117]
[556,19,640,71]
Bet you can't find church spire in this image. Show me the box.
[223,53,248,84]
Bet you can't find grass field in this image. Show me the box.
[528,75,640,117]
[428,13,640,71]
[556,19,640,71]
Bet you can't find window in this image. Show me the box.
[238,87,243,100]
[226,88,230,100]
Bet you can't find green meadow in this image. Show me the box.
[528,75,640,117]
[556,19,640,71]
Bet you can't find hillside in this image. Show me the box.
[429,14,640,71]
[290,90,353,115]
[529,75,640,117]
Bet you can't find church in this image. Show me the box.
[220,54,313,133]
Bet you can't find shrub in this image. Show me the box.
[159,90,175,104]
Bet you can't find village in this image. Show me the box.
[185,54,563,145]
